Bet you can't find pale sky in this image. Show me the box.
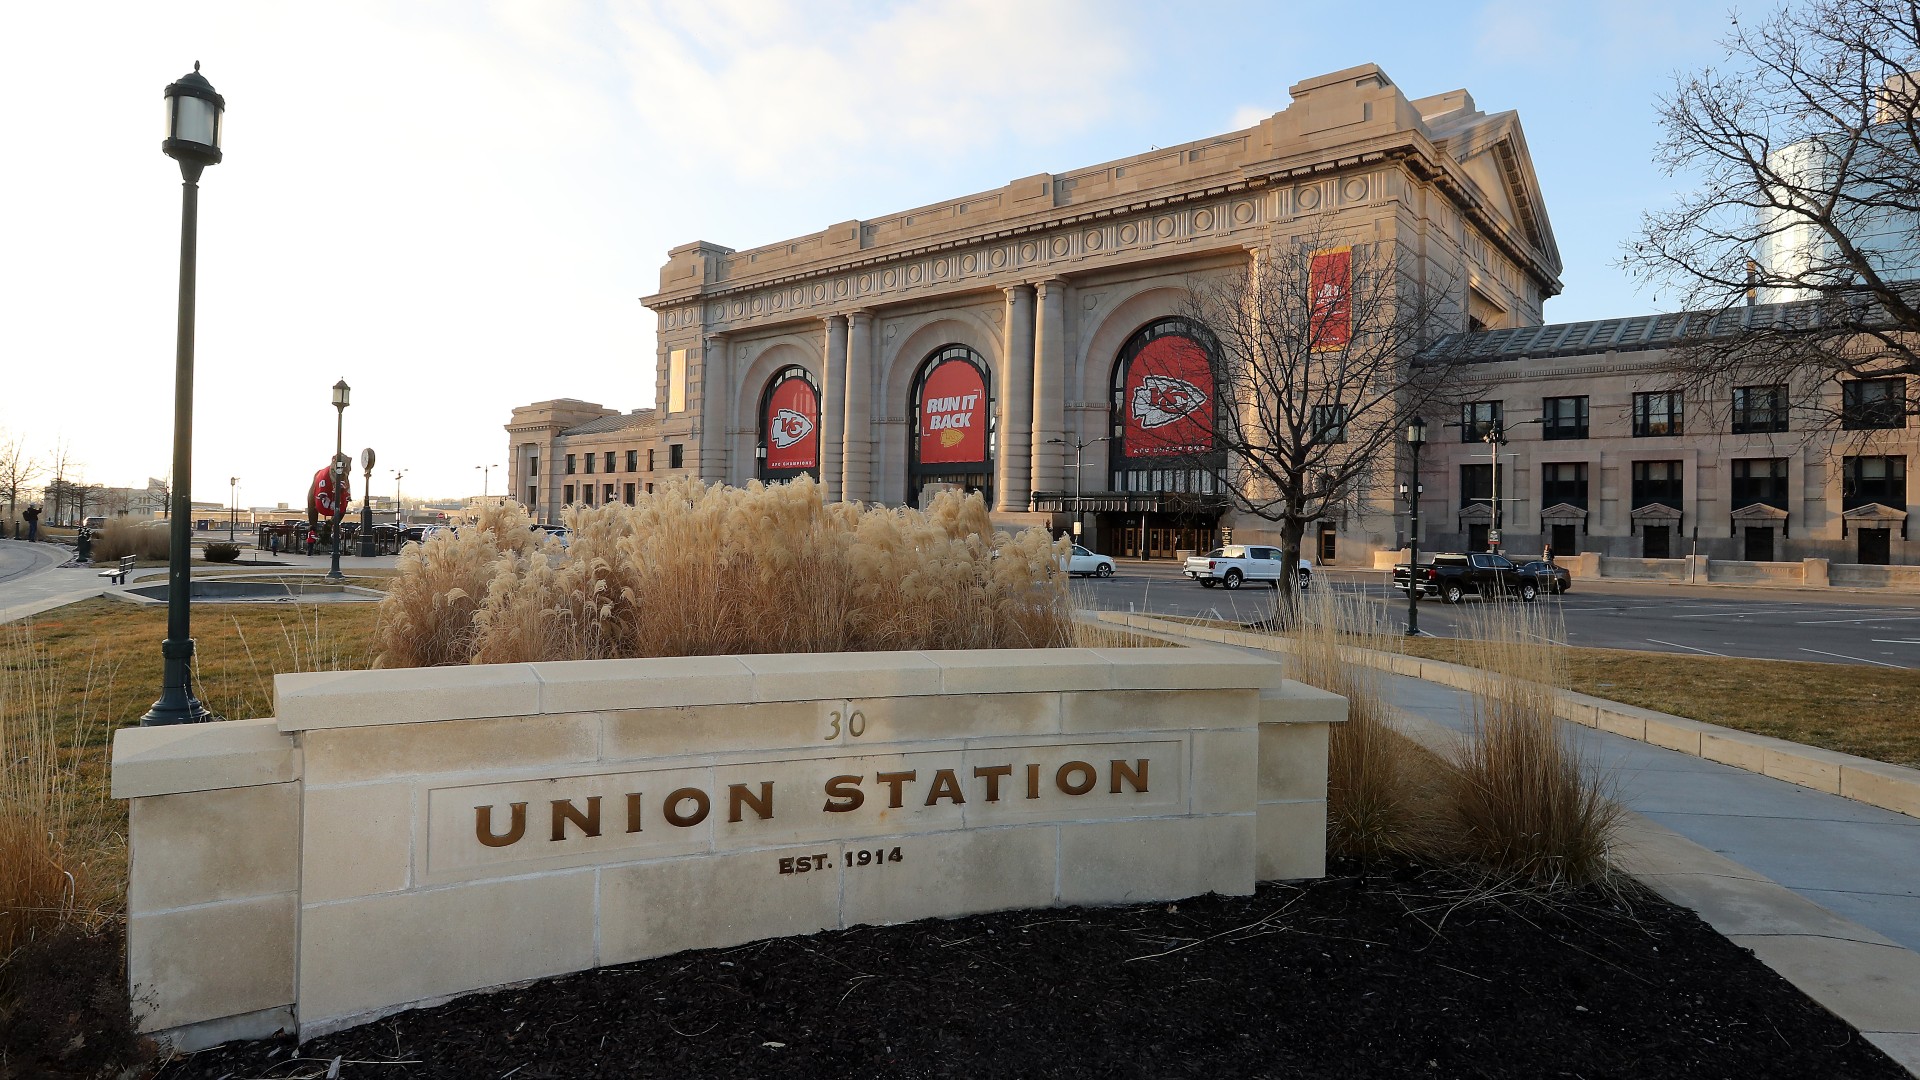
[1,0,1738,508]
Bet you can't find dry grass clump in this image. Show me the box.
[87,517,167,561]
[374,479,1073,666]
[1438,602,1622,887]
[0,624,120,961]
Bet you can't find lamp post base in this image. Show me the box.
[141,637,210,725]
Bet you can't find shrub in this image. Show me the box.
[373,478,1074,666]
[1437,602,1621,886]
[203,542,241,563]
[87,517,168,562]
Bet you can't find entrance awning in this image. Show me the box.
[1029,490,1228,514]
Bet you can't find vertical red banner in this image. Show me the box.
[1309,246,1352,351]
[1124,333,1215,456]
[917,359,988,464]
[764,377,819,471]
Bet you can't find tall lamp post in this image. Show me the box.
[357,448,377,556]
[1048,434,1110,542]
[326,379,350,582]
[144,63,224,727]
[1402,416,1427,636]
[476,464,491,500]
[228,476,237,542]
[392,469,407,526]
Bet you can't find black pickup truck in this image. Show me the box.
[1392,552,1541,603]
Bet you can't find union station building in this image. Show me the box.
[508,63,1915,569]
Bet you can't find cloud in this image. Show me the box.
[610,0,1134,185]
[1229,104,1273,130]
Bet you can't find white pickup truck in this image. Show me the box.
[1183,545,1313,590]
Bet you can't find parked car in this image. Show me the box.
[1059,544,1115,577]
[1183,545,1313,590]
[417,525,455,543]
[1516,559,1572,594]
[1393,552,1537,603]
[531,523,571,550]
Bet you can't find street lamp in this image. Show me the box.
[326,379,350,582]
[144,62,224,727]
[392,469,407,526]
[1048,435,1110,542]
[476,464,491,502]
[1402,416,1427,636]
[357,448,377,556]
[228,476,237,542]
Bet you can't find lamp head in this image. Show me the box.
[332,379,351,409]
[162,63,224,167]
[1406,416,1428,446]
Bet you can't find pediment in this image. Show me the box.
[1630,502,1684,521]
[1842,502,1909,522]
[1539,502,1588,521]
[1731,502,1789,522]
[1457,504,1493,523]
[1433,110,1562,276]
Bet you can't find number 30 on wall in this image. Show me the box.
[825,705,866,741]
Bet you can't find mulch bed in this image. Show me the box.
[11,857,1906,1079]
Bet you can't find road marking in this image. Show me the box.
[1869,639,1920,645]
[1799,647,1907,669]
[1645,638,1730,656]
[1795,615,1920,625]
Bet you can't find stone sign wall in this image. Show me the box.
[112,646,1344,1050]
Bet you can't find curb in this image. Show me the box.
[1092,611,1920,821]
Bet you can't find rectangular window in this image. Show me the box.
[647,449,656,471]
[605,452,616,473]
[563,483,575,504]
[565,454,576,475]
[1311,403,1348,443]
[1460,401,1502,442]
[668,349,688,413]
[669,443,685,469]
[528,453,538,477]
[1540,462,1589,509]
[584,453,594,474]
[624,483,636,505]
[1731,385,1788,434]
[1460,463,1495,508]
[1633,391,1683,437]
[1842,378,1907,430]
[1730,458,1789,509]
[604,483,615,504]
[582,485,594,506]
[1843,455,1907,509]
[625,450,638,472]
[1541,396,1588,440]
[1631,460,1684,510]
[645,483,654,495]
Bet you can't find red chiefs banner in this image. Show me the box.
[1309,246,1352,351]
[308,464,351,519]
[764,376,819,471]
[1124,333,1215,457]
[917,359,988,464]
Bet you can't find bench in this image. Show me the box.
[100,555,136,585]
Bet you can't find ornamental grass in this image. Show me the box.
[87,517,168,562]
[374,478,1074,667]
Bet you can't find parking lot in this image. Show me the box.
[1068,559,1920,668]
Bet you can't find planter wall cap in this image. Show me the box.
[531,655,757,712]
[931,648,1117,693]
[1091,646,1285,690]
[112,716,300,799]
[738,650,946,702]
[1259,680,1349,725]
[276,664,542,731]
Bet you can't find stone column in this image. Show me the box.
[1030,278,1068,498]
[843,311,874,503]
[997,285,1036,512]
[701,332,731,484]
[820,315,848,502]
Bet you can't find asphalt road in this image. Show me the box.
[0,539,61,586]
[1068,560,1920,669]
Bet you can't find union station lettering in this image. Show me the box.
[473,758,1150,850]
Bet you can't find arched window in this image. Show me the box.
[1108,317,1224,496]
[758,366,820,482]
[907,344,994,508]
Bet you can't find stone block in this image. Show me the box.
[531,655,756,713]
[1191,729,1258,813]
[931,649,1114,694]
[1058,815,1255,904]
[1642,715,1708,755]
[112,717,299,799]
[129,894,296,1033]
[840,827,1057,927]
[277,664,541,731]
[1257,722,1329,803]
[1595,708,1646,740]
[301,713,599,786]
[1256,799,1327,881]
[739,651,943,703]
[301,783,413,903]
[604,699,822,761]
[1701,731,1768,772]
[1061,689,1257,734]
[298,871,596,1027]
[129,783,299,911]
[1257,681,1346,728]
[1764,746,1844,794]
[1090,647,1283,690]
[846,691,1060,743]
[599,848,841,966]
[1840,761,1920,818]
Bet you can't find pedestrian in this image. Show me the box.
[268,531,281,557]
[22,504,39,543]
[1542,543,1554,565]
[305,529,316,556]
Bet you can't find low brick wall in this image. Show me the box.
[112,647,1344,1049]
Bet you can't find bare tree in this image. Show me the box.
[1627,0,1920,428]
[44,439,79,526]
[1177,235,1469,605]
[0,430,40,529]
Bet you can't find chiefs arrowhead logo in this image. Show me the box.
[1131,375,1208,429]
[769,408,814,449]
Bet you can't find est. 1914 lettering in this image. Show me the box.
[778,847,901,875]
